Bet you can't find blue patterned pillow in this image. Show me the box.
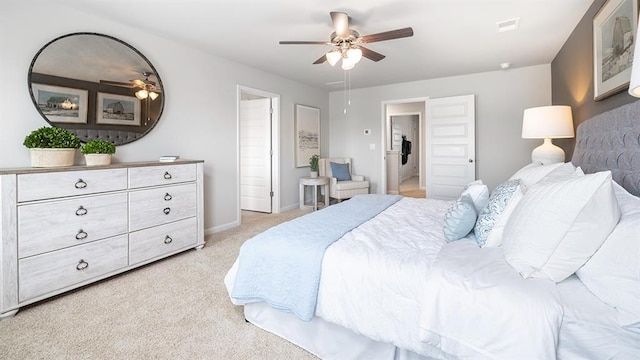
[474,179,522,247]
[330,162,352,181]
[443,194,477,242]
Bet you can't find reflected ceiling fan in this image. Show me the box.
[279,11,414,70]
[100,71,161,100]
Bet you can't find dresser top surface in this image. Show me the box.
[0,159,204,175]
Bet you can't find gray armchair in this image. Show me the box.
[319,157,369,202]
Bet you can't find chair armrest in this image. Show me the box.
[351,175,365,181]
[331,177,338,186]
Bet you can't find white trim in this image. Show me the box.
[204,220,241,236]
[236,85,282,227]
[380,97,429,195]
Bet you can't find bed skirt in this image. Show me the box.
[244,302,434,360]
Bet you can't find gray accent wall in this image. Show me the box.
[552,0,637,158]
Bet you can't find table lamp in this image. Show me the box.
[522,105,574,164]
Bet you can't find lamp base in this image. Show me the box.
[531,138,565,165]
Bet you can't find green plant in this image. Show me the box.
[23,127,81,149]
[81,139,116,155]
[309,154,319,172]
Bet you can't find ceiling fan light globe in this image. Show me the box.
[149,91,159,100]
[347,48,362,64]
[135,89,149,100]
[341,57,355,70]
[326,50,341,66]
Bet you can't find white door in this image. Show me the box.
[426,94,475,200]
[240,98,272,212]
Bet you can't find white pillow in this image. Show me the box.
[474,179,522,247]
[460,180,489,213]
[508,161,563,188]
[537,161,578,184]
[503,171,621,282]
[577,182,640,327]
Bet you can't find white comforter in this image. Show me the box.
[316,197,563,359]
[227,197,564,359]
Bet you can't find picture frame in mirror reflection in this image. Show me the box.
[31,83,88,124]
[96,92,141,126]
[295,104,320,168]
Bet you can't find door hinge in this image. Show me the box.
[270,191,274,197]
[270,107,274,114]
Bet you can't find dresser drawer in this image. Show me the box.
[18,168,128,202]
[129,183,197,231]
[18,235,128,302]
[129,217,197,265]
[18,193,128,258]
[128,163,196,189]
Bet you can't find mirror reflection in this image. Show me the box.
[28,32,164,146]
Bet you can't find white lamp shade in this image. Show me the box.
[522,105,574,139]
[135,89,149,100]
[630,18,640,97]
[346,48,362,64]
[149,91,159,100]
[326,50,341,66]
[341,57,355,70]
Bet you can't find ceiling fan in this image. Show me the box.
[100,71,161,100]
[279,11,414,70]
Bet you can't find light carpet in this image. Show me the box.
[0,208,318,360]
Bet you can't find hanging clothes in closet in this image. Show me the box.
[401,135,412,165]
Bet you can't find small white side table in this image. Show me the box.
[299,176,329,211]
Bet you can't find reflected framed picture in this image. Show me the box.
[593,0,638,101]
[31,83,88,123]
[295,104,320,168]
[96,92,141,126]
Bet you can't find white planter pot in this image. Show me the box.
[310,171,318,178]
[29,148,76,167]
[84,154,112,166]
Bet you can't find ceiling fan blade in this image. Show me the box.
[279,41,328,45]
[313,54,327,65]
[131,79,146,87]
[360,27,414,43]
[330,11,350,38]
[360,46,386,62]
[100,80,135,88]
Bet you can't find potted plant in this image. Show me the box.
[309,154,319,178]
[23,127,81,167]
[81,139,116,166]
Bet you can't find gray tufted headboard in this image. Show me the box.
[571,100,640,197]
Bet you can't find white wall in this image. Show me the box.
[0,2,329,233]
[329,65,551,191]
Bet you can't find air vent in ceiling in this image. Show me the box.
[497,18,520,32]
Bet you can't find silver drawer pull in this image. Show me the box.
[163,207,171,215]
[163,171,172,180]
[75,206,88,216]
[164,193,172,201]
[75,179,87,189]
[76,259,89,271]
[75,229,88,240]
[164,235,173,244]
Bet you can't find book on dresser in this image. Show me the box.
[0,160,204,319]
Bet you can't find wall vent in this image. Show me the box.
[497,18,520,32]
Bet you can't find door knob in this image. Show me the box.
[468,159,474,163]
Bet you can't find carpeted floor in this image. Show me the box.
[0,208,319,360]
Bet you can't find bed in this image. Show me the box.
[225,101,640,360]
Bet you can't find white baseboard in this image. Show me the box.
[280,203,299,212]
[205,220,240,236]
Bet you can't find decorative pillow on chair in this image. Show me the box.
[443,194,477,242]
[330,162,352,181]
[460,180,489,213]
[502,171,620,282]
[473,179,522,247]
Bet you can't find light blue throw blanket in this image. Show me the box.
[231,194,402,321]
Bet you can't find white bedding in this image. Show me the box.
[316,197,563,359]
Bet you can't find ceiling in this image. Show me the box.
[57,0,594,90]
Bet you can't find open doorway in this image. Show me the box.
[237,86,281,224]
[382,99,427,198]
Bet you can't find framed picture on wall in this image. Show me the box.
[593,0,639,101]
[31,83,88,124]
[96,92,141,126]
[295,104,320,168]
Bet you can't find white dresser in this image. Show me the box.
[0,160,204,318]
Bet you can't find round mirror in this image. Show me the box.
[28,32,164,146]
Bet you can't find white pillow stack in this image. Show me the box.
[502,170,620,282]
[576,182,640,326]
[460,180,489,213]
